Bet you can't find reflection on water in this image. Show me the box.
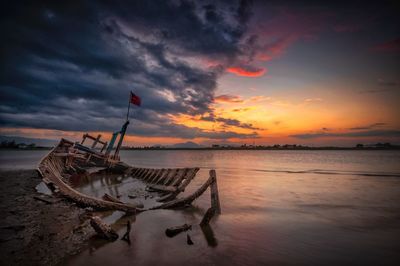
[1,150,400,265]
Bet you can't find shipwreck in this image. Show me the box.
[37,119,221,222]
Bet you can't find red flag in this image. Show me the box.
[130,92,141,106]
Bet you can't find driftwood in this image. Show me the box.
[90,216,119,240]
[165,223,192,237]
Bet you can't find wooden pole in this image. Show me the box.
[126,92,131,121]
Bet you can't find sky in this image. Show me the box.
[1,0,399,147]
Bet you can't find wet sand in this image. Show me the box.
[0,170,94,266]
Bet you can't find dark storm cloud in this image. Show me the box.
[200,114,259,130]
[0,0,258,139]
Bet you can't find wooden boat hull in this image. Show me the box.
[37,138,221,213]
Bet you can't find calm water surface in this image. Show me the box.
[1,150,400,265]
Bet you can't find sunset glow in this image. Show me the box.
[0,1,399,147]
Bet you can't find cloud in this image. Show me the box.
[226,66,266,77]
[232,107,251,112]
[333,24,361,33]
[371,38,400,53]
[0,0,260,140]
[214,94,244,103]
[247,95,272,102]
[199,114,259,130]
[290,130,400,139]
[349,123,386,130]
[377,79,398,87]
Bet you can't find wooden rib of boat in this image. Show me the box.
[37,134,221,214]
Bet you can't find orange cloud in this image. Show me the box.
[214,94,244,103]
[227,66,266,77]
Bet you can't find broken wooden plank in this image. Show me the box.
[151,168,166,184]
[143,169,155,181]
[136,168,146,178]
[153,169,217,210]
[33,195,54,204]
[210,170,221,214]
[102,193,123,204]
[147,169,160,183]
[200,207,216,226]
[38,149,140,213]
[138,168,149,179]
[165,223,192,237]
[90,216,119,240]
[169,168,188,187]
[149,169,163,183]
[162,169,178,185]
[147,184,177,193]
[155,169,171,184]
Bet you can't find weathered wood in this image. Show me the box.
[147,184,177,193]
[138,168,149,179]
[33,195,54,204]
[149,169,163,183]
[38,138,217,215]
[37,141,140,213]
[200,207,216,226]
[152,170,215,210]
[145,169,154,182]
[121,220,132,244]
[91,134,102,148]
[187,234,194,245]
[163,169,178,185]
[152,168,166,184]
[157,168,200,203]
[155,169,171,184]
[165,223,192,237]
[132,168,140,176]
[169,168,188,187]
[102,193,123,204]
[148,169,160,183]
[176,168,199,192]
[90,216,119,240]
[143,169,154,181]
[136,168,146,178]
[210,170,221,214]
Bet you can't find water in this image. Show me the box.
[1,150,400,265]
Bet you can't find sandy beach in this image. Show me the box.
[0,170,93,266]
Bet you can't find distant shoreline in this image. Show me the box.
[1,147,400,151]
[121,146,400,151]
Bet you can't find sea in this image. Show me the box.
[1,149,399,265]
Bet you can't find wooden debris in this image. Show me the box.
[121,220,132,244]
[187,234,194,245]
[33,195,54,205]
[90,216,119,241]
[102,193,123,203]
[153,170,217,210]
[200,207,216,227]
[165,223,192,238]
[147,184,177,193]
[37,141,141,213]
[38,138,220,217]
[210,170,221,214]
